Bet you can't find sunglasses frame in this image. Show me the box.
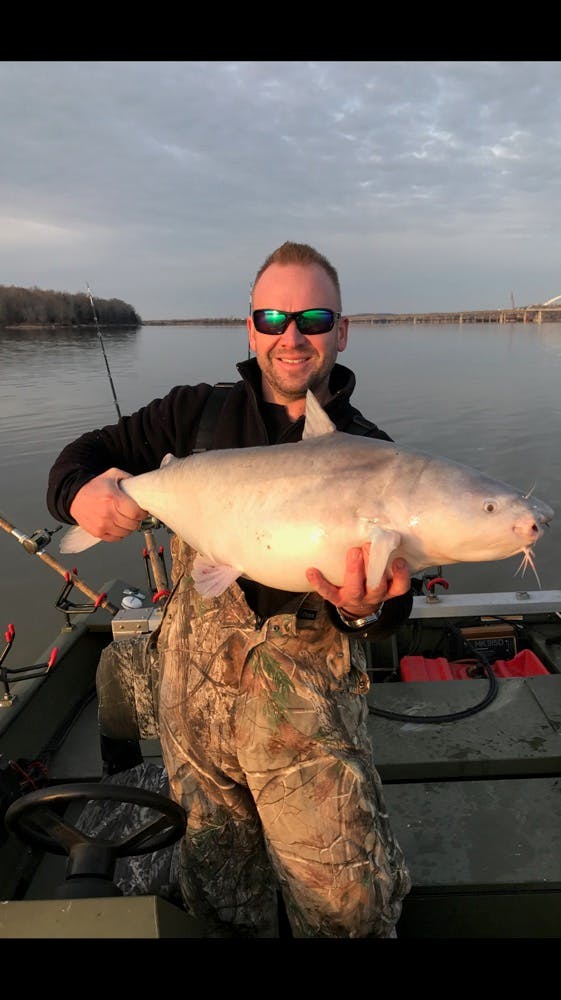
[252,308,341,336]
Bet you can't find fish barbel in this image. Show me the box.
[60,391,554,596]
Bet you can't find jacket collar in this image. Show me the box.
[235,357,357,421]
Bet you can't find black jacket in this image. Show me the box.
[47,358,413,636]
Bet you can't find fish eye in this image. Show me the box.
[483,499,496,513]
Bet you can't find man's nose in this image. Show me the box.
[279,319,306,345]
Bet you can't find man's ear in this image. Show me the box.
[337,316,349,351]
[247,316,256,352]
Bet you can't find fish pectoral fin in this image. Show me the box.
[366,527,402,589]
[192,553,240,597]
[59,525,102,554]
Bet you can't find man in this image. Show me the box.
[47,241,412,937]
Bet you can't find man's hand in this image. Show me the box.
[305,543,410,617]
[69,468,147,543]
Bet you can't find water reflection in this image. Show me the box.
[0,325,140,369]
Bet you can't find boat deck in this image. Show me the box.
[42,643,561,937]
[3,583,561,937]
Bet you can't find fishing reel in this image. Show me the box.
[138,514,163,533]
[11,524,62,555]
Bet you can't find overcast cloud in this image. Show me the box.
[2,60,561,320]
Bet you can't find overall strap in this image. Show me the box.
[343,409,386,437]
[192,382,235,453]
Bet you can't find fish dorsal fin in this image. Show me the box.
[160,452,178,468]
[302,390,337,440]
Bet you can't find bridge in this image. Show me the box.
[350,303,561,325]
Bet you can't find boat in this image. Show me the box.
[1,513,561,939]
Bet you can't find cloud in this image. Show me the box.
[2,60,561,318]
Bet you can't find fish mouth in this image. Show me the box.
[512,504,553,588]
[511,523,548,588]
[514,503,554,544]
[514,520,548,546]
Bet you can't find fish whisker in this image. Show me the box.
[515,546,541,588]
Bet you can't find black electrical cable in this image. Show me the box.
[368,624,499,724]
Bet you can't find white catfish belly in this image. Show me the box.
[124,439,386,591]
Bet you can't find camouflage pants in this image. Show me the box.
[151,539,411,938]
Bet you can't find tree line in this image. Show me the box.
[0,284,141,327]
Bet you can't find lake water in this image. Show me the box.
[2,321,560,668]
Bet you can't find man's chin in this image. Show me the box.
[268,366,315,397]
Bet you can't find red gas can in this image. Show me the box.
[400,649,549,682]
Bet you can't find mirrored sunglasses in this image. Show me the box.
[252,308,341,336]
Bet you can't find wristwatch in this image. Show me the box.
[337,603,385,629]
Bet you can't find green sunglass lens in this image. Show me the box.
[298,310,334,333]
[260,311,287,332]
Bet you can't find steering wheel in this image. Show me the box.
[5,782,187,896]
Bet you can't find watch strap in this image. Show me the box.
[336,603,385,629]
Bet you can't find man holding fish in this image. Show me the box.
[46,241,422,937]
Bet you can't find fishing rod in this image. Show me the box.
[86,283,122,420]
[85,284,169,598]
[0,513,118,616]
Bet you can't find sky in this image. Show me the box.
[2,60,561,321]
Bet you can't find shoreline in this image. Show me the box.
[4,305,561,331]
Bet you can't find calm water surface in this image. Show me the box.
[2,322,560,667]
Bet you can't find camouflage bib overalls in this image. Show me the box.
[155,535,410,937]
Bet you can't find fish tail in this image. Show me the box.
[59,525,102,554]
